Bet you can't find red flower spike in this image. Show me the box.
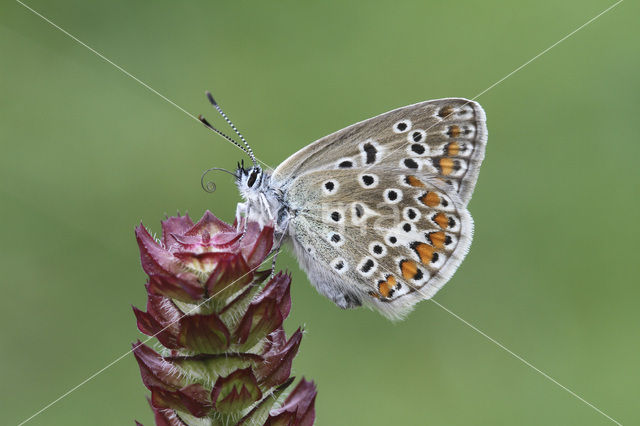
[210,368,263,414]
[266,379,317,426]
[132,211,315,424]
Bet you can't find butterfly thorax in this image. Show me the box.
[236,165,289,233]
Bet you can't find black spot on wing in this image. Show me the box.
[363,142,377,164]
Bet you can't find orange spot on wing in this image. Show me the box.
[439,158,454,176]
[414,243,434,264]
[438,105,454,118]
[406,175,425,187]
[428,231,446,249]
[447,125,461,137]
[378,275,397,298]
[401,260,418,280]
[420,191,440,207]
[433,213,448,228]
[447,142,460,156]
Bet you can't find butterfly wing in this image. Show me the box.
[284,168,472,319]
[272,98,487,206]
[273,98,486,318]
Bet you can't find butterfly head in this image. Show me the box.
[236,159,264,189]
[236,160,272,208]
[235,160,283,228]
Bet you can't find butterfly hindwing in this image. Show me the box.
[285,168,472,319]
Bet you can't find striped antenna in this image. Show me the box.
[206,91,257,167]
[198,115,248,155]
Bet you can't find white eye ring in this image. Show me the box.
[385,233,401,246]
[403,207,421,222]
[393,119,412,133]
[383,188,403,204]
[369,241,387,258]
[322,179,339,195]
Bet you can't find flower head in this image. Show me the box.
[132,211,316,425]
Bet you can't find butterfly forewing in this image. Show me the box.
[272,98,487,206]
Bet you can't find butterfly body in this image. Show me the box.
[227,98,487,320]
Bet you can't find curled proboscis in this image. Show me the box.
[201,167,236,193]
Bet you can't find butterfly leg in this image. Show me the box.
[268,230,288,278]
[235,202,250,242]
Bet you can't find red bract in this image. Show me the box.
[133,211,316,425]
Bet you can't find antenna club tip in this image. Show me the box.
[205,91,218,106]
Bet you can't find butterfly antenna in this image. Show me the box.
[205,91,257,167]
[198,114,248,155]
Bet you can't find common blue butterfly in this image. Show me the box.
[200,93,487,319]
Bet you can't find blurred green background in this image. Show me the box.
[1,1,638,424]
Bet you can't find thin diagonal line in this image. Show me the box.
[16,0,195,119]
[429,299,623,425]
[14,1,625,425]
[302,212,623,425]
[17,249,277,426]
[15,0,273,169]
[472,0,624,100]
[354,0,624,177]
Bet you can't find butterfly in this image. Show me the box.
[199,93,487,320]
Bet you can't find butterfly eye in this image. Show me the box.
[247,170,259,187]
